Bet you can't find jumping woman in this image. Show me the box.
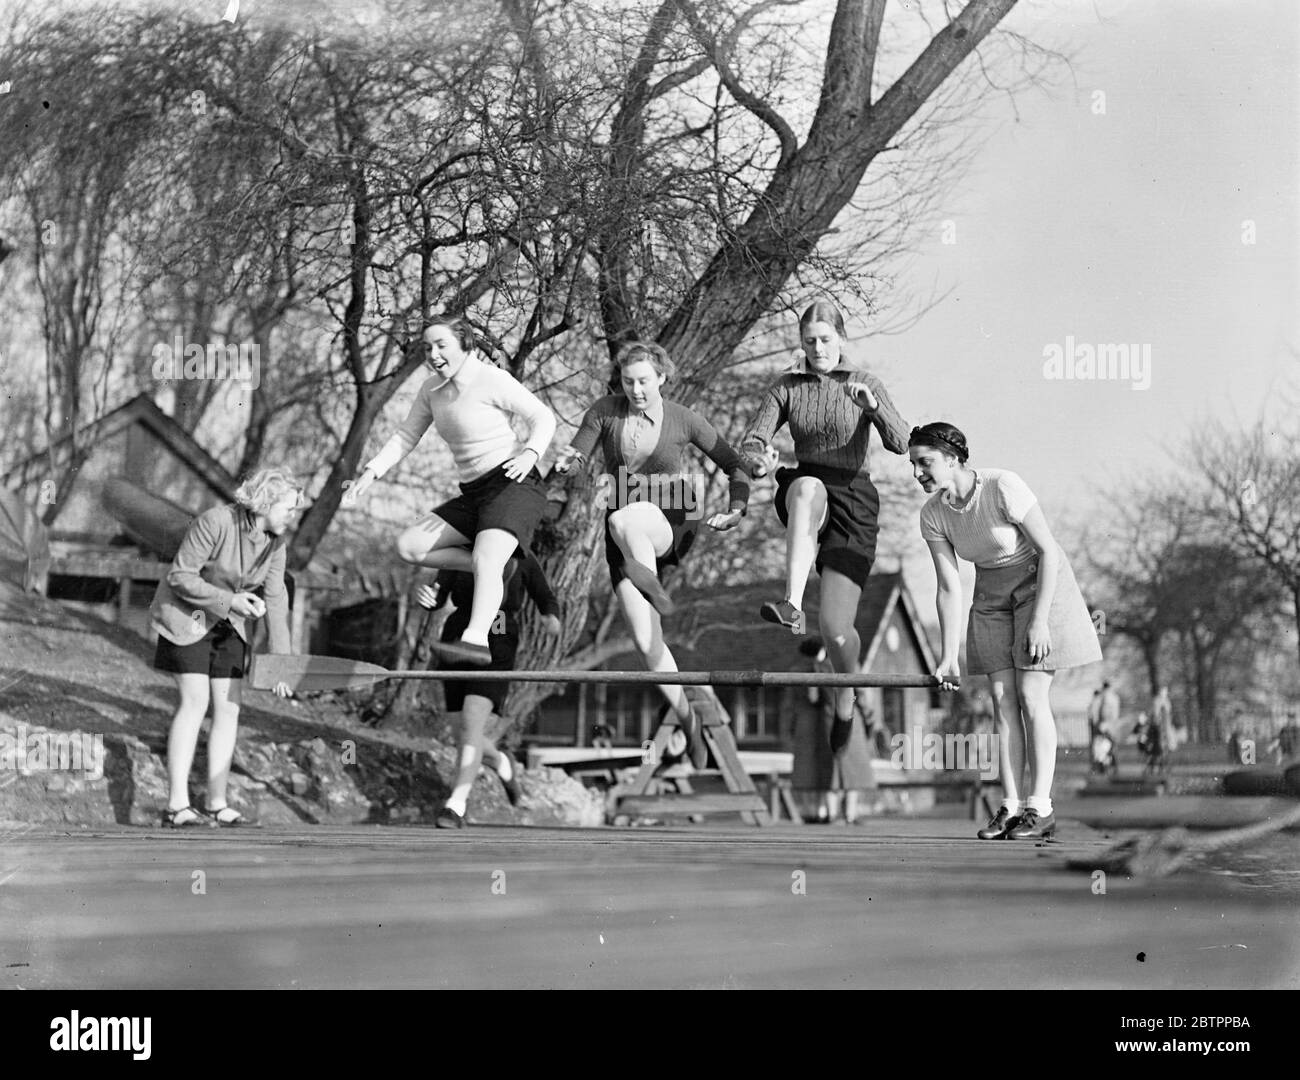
[342,318,556,667]
[554,341,751,768]
[151,468,300,827]
[420,554,562,828]
[741,299,910,754]
[909,422,1102,840]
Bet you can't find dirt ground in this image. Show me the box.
[0,582,448,760]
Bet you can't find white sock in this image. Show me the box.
[496,754,513,781]
[460,631,490,647]
[445,786,471,816]
[1001,799,1023,816]
[1026,795,1053,816]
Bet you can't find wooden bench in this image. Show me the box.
[766,765,999,823]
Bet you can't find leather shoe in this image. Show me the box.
[435,807,465,829]
[760,599,805,634]
[976,806,1022,840]
[1007,808,1056,840]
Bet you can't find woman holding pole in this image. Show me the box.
[909,422,1101,840]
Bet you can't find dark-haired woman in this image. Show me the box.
[342,318,556,666]
[554,341,751,767]
[741,300,910,753]
[909,422,1102,840]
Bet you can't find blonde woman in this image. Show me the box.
[554,341,750,766]
[150,468,300,827]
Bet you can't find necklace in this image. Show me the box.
[944,470,980,511]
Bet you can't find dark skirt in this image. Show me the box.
[775,462,880,587]
[433,463,547,552]
[604,505,700,589]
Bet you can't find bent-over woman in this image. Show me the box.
[909,422,1101,840]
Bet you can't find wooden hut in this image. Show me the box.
[1,394,342,646]
[529,572,943,750]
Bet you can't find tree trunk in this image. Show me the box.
[1135,635,1161,697]
[657,0,1019,391]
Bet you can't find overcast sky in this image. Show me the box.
[875,0,1297,530]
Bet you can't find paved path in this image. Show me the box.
[1,818,1296,989]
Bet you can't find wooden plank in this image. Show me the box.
[52,554,173,580]
[1056,795,1300,832]
[780,785,804,824]
[618,793,768,815]
[116,576,132,622]
[623,725,677,798]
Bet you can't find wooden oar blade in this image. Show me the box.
[251,653,393,693]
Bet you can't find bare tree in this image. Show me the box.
[2,0,1048,738]
[1191,417,1300,667]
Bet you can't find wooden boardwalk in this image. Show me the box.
[1,817,1296,989]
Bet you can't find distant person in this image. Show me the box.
[1264,717,1297,767]
[1086,687,1103,739]
[1134,712,1164,775]
[1098,681,1121,737]
[1227,729,1242,765]
[1090,725,1117,778]
[151,468,300,827]
[1153,685,1183,765]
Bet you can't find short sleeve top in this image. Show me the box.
[918,468,1038,569]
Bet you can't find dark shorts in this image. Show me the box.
[433,463,547,553]
[605,505,700,589]
[153,620,249,679]
[441,614,519,712]
[775,463,880,587]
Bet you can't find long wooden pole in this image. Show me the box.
[359,670,944,688]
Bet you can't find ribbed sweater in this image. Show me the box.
[741,363,909,474]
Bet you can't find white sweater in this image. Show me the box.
[365,353,556,484]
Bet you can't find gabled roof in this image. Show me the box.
[2,394,236,502]
[601,572,935,673]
